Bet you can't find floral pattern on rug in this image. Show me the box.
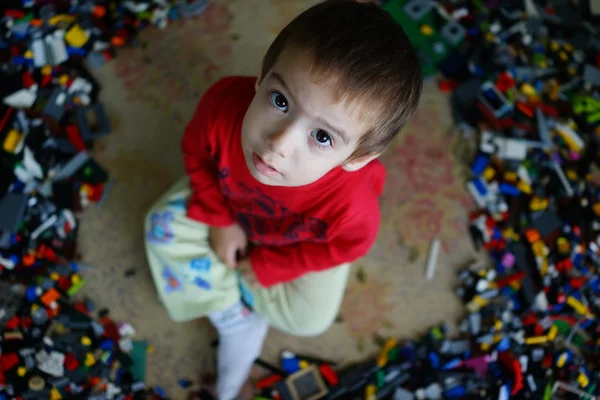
[112,1,234,123]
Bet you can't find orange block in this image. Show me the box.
[524,228,541,243]
[41,288,61,308]
[93,6,106,17]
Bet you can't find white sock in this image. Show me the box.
[209,302,269,400]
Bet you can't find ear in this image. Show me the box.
[342,153,380,172]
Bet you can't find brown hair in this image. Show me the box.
[260,0,423,159]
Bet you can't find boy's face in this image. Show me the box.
[241,48,376,187]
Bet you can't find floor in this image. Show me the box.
[77,0,477,396]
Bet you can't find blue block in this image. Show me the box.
[155,386,166,397]
[281,356,300,374]
[26,286,38,302]
[499,183,520,196]
[444,385,467,399]
[471,154,489,176]
[497,337,510,352]
[441,358,461,370]
[70,262,79,273]
[428,352,440,368]
[472,178,488,196]
[100,339,114,351]
[67,46,87,57]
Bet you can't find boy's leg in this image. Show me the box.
[239,264,351,337]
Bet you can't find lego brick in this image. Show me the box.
[0,192,27,232]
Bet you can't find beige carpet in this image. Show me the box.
[76,0,477,397]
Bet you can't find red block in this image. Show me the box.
[4,316,20,330]
[64,352,79,371]
[0,353,19,372]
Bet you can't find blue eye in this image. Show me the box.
[270,92,289,112]
[311,129,332,148]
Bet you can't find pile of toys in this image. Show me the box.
[252,0,600,399]
[1,1,207,399]
[298,0,600,399]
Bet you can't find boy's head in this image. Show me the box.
[242,0,422,187]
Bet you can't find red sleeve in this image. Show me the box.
[181,78,237,226]
[250,201,380,287]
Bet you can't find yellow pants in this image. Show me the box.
[144,178,350,336]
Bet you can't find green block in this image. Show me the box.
[382,0,460,77]
[67,278,85,296]
[129,340,148,382]
[376,369,385,388]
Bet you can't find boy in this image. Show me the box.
[144,0,422,398]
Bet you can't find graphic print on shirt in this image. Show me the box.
[220,179,328,246]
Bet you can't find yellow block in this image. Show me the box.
[377,338,397,367]
[420,24,434,36]
[557,238,570,254]
[540,258,549,276]
[547,325,558,341]
[521,83,537,97]
[3,129,22,153]
[504,171,517,182]
[58,74,69,86]
[532,241,547,257]
[65,24,89,47]
[566,170,577,181]
[525,336,548,345]
[557,352,568,368]
[494,320,502,331]
[147,345,155,354]
[41,65,52,76]
[85,352,96,367]
[17,366,27,377]
[72,274,81,284]
[299,360,309,369]
[24,50,33,59]
[530,197,548,211]
[48,14,75,26]
[550,41,559,51]
[567,296,587,315]
[517,181,532,195]
[81,336,92,346]
[593,202,600,216]
[50,388,63,400]
[50,272,60,281]
[578,372,589,388]
[483,166,496,181]
[365,384,376,400]
[559,51,568,61]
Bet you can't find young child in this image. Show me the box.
[144,0,422,398]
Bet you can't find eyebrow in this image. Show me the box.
[269,72,350,145]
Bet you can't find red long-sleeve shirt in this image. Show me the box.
[181,76,386,287]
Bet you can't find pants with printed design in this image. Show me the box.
[144,177,350,336]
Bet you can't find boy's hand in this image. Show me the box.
[237,259,260,288]
[209,224,248,268]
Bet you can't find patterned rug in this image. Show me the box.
[78,0,477,396]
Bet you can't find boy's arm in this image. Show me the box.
[249,212,379,287]
[181,82,236,227]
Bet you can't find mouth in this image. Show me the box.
[252,152,281,177]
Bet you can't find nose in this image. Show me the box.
[267,124,296,158]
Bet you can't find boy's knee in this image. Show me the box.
[284,303,338,337]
